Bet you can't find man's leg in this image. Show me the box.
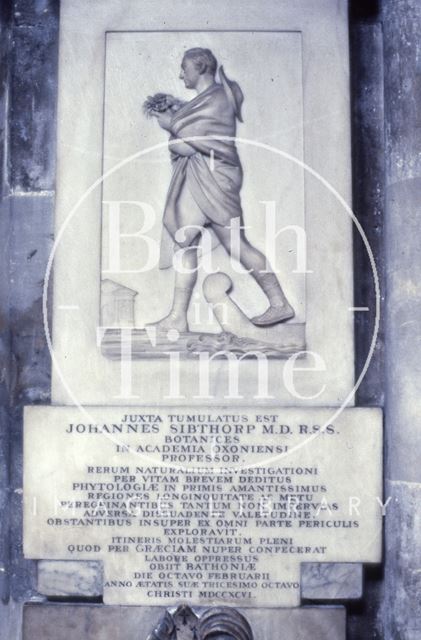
[146,244,198,332]
[213,224,295,326]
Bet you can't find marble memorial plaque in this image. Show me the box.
[19,0,384,635]
[24,406,382,607]
[50,0,355,407]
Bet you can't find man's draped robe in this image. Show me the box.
[159,82,243,268]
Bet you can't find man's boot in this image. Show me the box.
[251,272,295,326]
[145,286,192,332]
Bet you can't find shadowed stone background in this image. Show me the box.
[1,0,420,638]
[0,1,59,634]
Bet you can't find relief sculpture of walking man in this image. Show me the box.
[146,47,294,332]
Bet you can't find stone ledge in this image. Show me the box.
[301,562,363,600]
[37,560,103,598]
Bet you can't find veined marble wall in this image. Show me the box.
[2,1,421,639]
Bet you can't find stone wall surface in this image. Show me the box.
[347,7,385,638]
[382,1,421,638]
[9,0,59,192]
[350,19,385,409]
[0,1,59,632]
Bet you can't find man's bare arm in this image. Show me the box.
[151,111,196,156]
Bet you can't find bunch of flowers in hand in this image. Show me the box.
[143,93,184,118]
